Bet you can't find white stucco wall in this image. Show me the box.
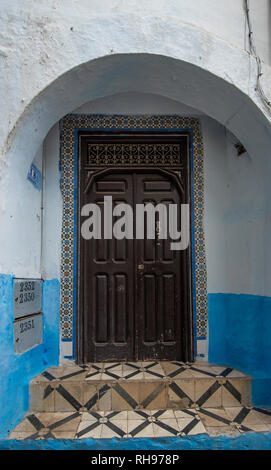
[0,143,42,278]
[41,92,266,298]
[42,124,62,280]
[0,0,271,155]
[202,117,265,295]
[249,0,271,65]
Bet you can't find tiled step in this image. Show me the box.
[29,361,251,413]
[10,406,271,440]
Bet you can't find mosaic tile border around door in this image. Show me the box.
[59,115,207,353]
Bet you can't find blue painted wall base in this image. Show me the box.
[1,432,271,450]
[1,282,271,442]
[208,293,271,407]
[0,274,60,439]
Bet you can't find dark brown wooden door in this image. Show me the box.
[81,172,135,362]
[135,172,183,360]
[78,133,192,363]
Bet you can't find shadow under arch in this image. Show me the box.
[3,52,271,178]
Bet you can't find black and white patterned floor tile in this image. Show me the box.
[34,379,167,413]
[32,361,250,412]
[38,377,244,413]
[76,411,127,439]
[41,364,88,382]
[168,376,243,408]
[84,362,166,381]
[37,362,246,383]
[40,380,111,413]
[164,361,237,379]
[10,407,271,440]
[86,363,123,381]
[76,409,206,439]
[198,406,271,433]
[8,412,81,440]
[123,362,166,380]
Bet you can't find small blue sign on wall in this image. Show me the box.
[27,163,42,190]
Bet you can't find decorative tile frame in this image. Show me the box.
[60,115,207,357]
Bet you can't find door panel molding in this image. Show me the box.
[78,134,193,362]
[59,116,207,362]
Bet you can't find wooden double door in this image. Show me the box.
[78,133,193,363]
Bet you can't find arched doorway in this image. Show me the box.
[1,54,271,408]
[78,131,193,363]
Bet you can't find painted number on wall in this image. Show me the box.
[19,318,35,333]
[19,281,36,303]
[14,279,42,319]
[14,313,43,354]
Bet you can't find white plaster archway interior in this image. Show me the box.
[2,54,271,282]
[1,54,271,368]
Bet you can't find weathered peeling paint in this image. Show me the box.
[208,293,271,406]
[0,274,60,438]
[1,0,271,446]
[2,432,271,450]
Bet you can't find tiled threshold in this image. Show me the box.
[29,361,252,412]
[8,361,271,440]
[8,407,271,440]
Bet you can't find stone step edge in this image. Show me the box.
[30,376,252,385]
[55,405,249,412]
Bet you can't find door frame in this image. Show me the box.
[76,130,194,364]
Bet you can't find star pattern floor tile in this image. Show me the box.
[34,362,247,382]
[30,361,252,413]
[8,406,271,440]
